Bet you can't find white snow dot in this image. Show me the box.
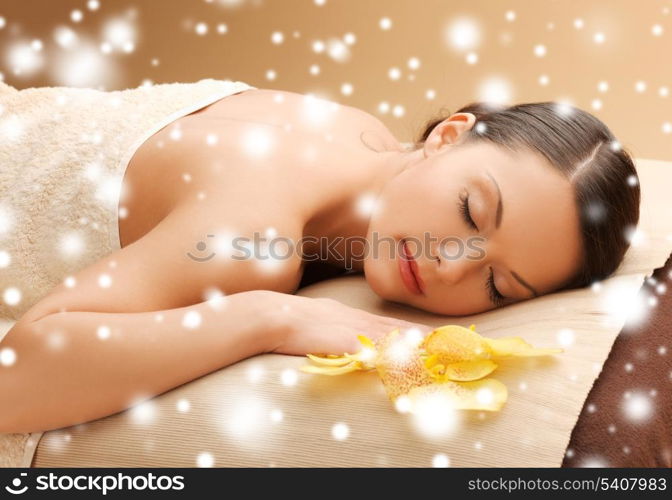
[622,392,653,422]
[98,274,112,288]
[593,32,605,44]
[0,347,17,366]
[271,31,284,44]
[392,104,405,117]
[432,453,451,467]
[407,57,420,70]
[270,409,283,422]
[379,17,392,30]
[538,74,550,86]
[60,232,85,258]
[217,24,227,34]
[64,276,76,288]
[378,101,390,114]
[169,127,182,141]
[445,16,481,52]
[597,81,609,92]
[505,11,516,22]
[340,82,353,96]
[312,40,325,53]
[0,17,5,30]
[343,32,356,45]
[533,44,546,57]
[195,23,208,35]
[196,452,214,467]
[659,86,669,98]
[309,64,320,75]
[574,18,584,29]
[3,287,21,306]
[652,24,664,36]
[425,89,436,100]
[87,0,100,11]
[591,99,602,111]
[70,10,83,23]
[474,122,487,134]
[206,133,218,146]
[394,395,412,413]
[662,122,672,134]
[331,422,350,440]
[466,52,479,65]
[475,388,494,405]
[556,328,575,347]
[281,368,298,386]
[182,310,202,329]
[635,80,647,93]
[0,250,10,268]
[266,69,277,81]
[388,67,401,80]
[177,399,191,413]
[657,345,667,355]
[96,325,111,340]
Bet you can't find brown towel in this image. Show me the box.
[564,253,672,467]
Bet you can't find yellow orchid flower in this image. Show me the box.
[299,324,562,413]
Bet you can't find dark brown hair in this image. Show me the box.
[414,101,641,291]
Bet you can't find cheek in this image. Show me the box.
[363,254,396,300]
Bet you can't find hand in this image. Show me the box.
[269,294,431,357]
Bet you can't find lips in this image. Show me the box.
[398,239,425,295]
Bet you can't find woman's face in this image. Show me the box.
[363,113,583,316]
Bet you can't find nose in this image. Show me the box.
[434,239,484,285]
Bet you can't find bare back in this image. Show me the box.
[117,88,402,293]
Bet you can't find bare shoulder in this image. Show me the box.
[199,87,402,150]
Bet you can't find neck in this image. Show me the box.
[302,145,424,271]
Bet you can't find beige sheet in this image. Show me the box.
[5,158,672,467]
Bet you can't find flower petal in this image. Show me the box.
[306,353,353,366]
[486,337,563,357]
[443,360,498,381]
[405,378,508,411]
[357,335,377,350]
[422,325,493,364]
[300,361,364,375]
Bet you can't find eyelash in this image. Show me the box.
[486,267,506,307]
[457,193,478,230]
[457,193,506,307]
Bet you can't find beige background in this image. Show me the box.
[1,0,671,160]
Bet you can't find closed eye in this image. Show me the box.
[458,192,478,230]
[486,267,506,307]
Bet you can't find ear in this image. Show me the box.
[423,113,476,157]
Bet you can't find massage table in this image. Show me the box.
[2,157,671,468]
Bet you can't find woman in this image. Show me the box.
[0,79,639,433]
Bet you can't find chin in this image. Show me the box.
[362,257,396,301]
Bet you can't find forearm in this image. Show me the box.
[0,290,285,433]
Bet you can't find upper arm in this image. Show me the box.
[18,201,303,326]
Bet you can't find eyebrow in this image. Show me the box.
[485,171,503,229]
[485,170,540,298]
